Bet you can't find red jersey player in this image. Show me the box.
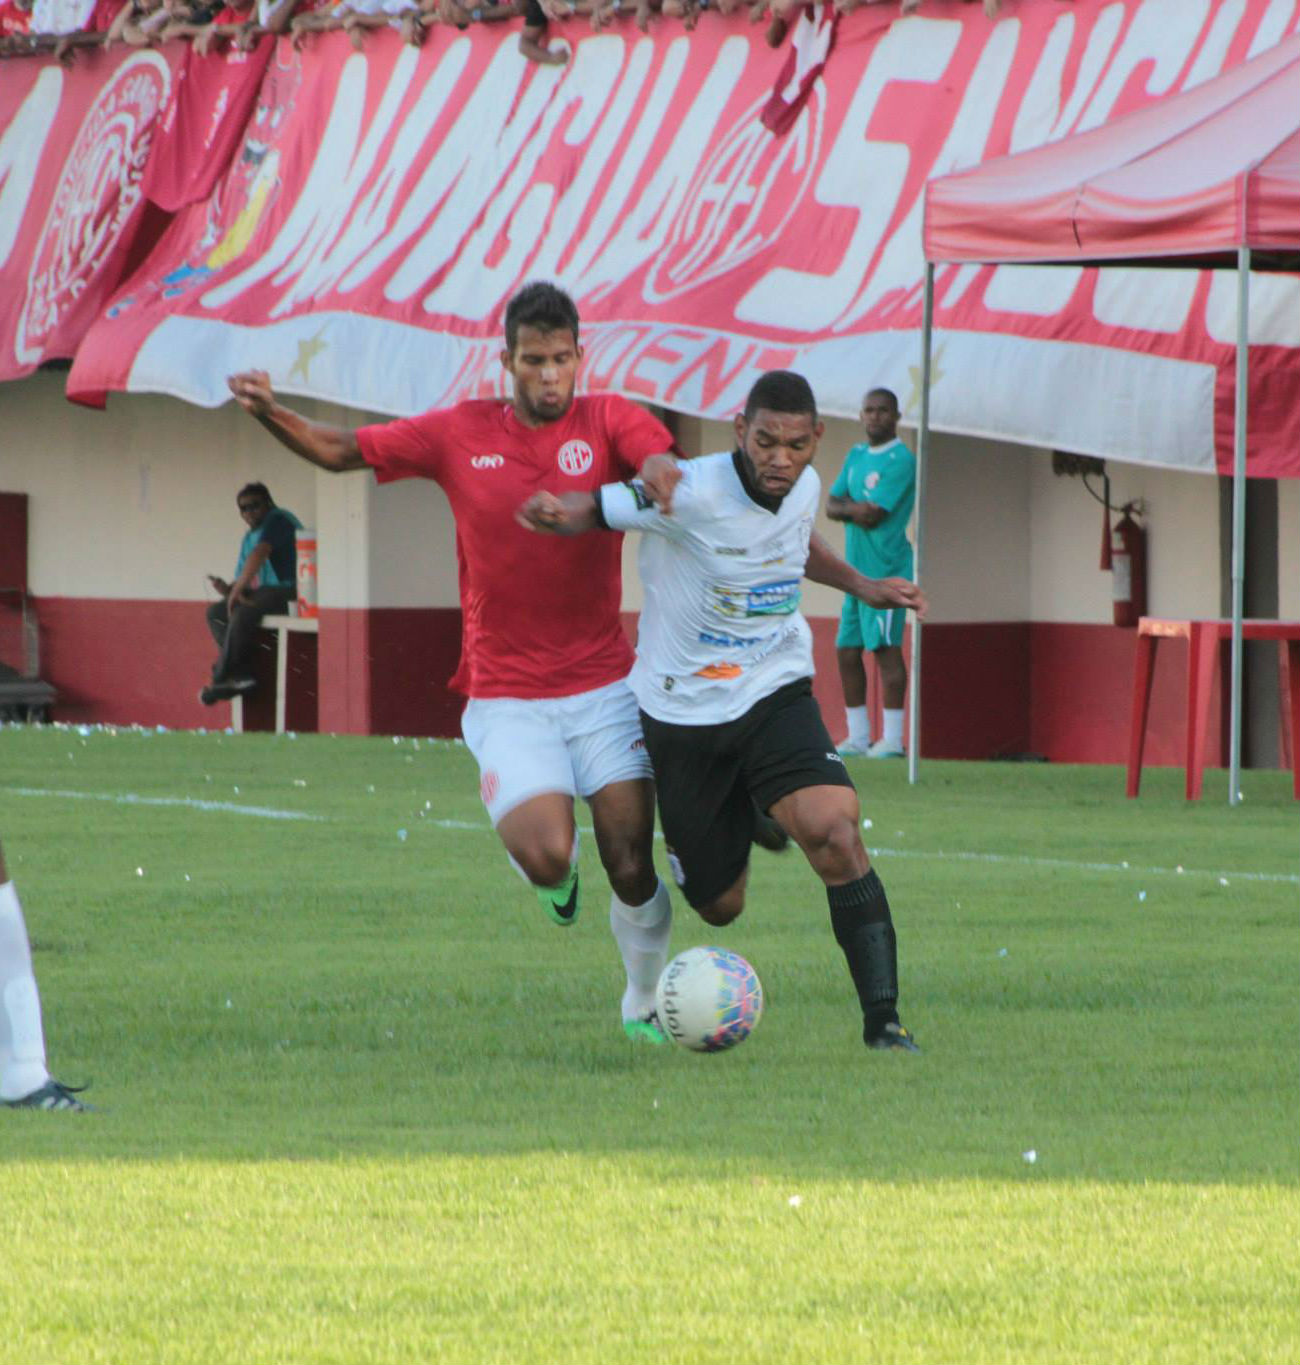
[227,283,682,1042]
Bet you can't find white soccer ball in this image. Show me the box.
[654,946,764,1053]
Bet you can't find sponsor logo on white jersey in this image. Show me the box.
[471,454,505,469]
[710,580,801,619]
[557,440,594,477]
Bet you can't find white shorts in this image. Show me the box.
[461,678,653,826]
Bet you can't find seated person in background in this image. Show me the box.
[201,482,302,705]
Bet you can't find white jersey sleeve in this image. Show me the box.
[596,465,703,537]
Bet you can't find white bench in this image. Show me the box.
[230,613,319,734]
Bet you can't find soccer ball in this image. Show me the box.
[654,946,764,1052]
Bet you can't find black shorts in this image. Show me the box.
[639,678,855,910]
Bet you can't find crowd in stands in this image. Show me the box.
[0,0,1007,65]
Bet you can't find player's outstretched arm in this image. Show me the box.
[227,370,368,472]
[805,531,928,618]
[516,491,601,535]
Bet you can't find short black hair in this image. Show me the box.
[743,370,818,423]
[237,482,273,505]
[504,282,581,353]
[864,386,899,411]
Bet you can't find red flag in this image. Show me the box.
[760,3,839,137]
[141,37,272,213]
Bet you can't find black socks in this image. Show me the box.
[827,868,900,1039]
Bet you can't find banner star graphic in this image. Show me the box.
[289,326,329,382]
[904,342,945,419]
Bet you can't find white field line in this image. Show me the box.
[5,787,325,822]
[424,818,1300,887]
[861,845,1300,886]
[8,791,1292,883]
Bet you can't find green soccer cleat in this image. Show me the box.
[623,1012,668,1044]
[537,868,579,927]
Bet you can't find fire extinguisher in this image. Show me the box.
[1109,501,1147,628]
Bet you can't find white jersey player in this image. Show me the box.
[518,370,928,1053]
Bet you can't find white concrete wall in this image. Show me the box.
[311,402,459,611]
[0,375,460,609]
[1027,453,1221,623]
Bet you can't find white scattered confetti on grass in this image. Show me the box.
[5,787,325,822]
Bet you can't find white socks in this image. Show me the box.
[0,881,50,1102]
[610,878,673,1021]
[844,704,870,747]
[882,708,905,750]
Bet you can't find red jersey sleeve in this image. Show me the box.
[356,412,447,485]
[601,395,680,478]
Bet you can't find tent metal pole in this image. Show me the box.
[1229,246,1249,806]
[908,262,934,786]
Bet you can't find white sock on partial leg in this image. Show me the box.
[882,708,905,749]
[0,881,50,1102]
[610,878,673,1021]
[845,705,869,747]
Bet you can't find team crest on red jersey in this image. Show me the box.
[480,770,500,805]
[557,440,594,477]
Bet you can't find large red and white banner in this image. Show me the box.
[0,47,179,373]
[5,1,1300,477]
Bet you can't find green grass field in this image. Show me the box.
[2,724,1297,1364]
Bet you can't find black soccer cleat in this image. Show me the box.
[866,1022,920,1053]
[199,678,256,705]
[3,1079,93,1112]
